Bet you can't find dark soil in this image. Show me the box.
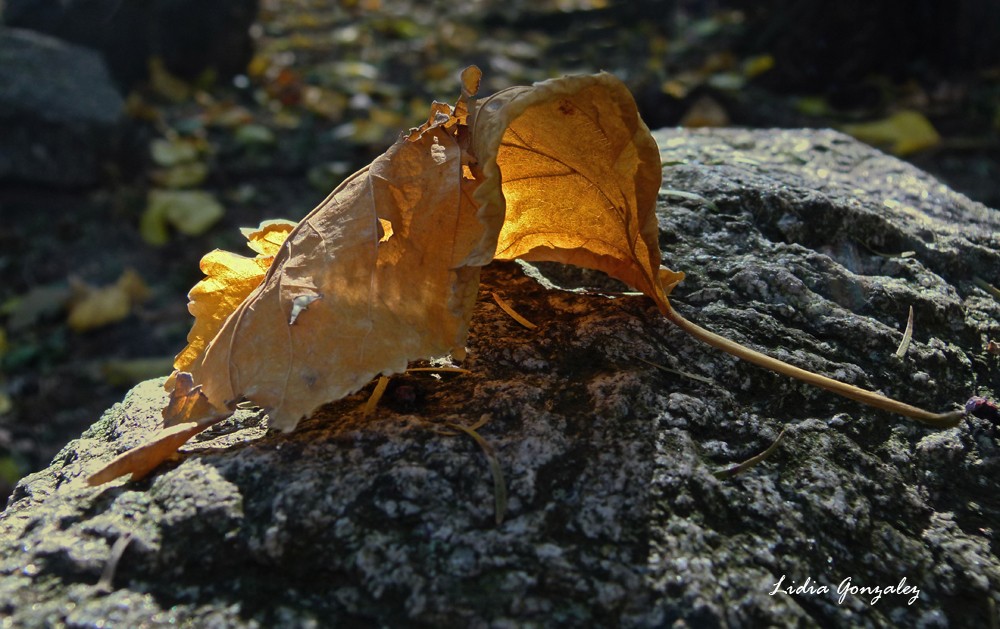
[2,0,999,503]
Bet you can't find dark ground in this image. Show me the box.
[2,0,999,502]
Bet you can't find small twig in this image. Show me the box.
[974,276,1000,302]
[427,413,487,436]
[445,420,507,526]
[492,292,537,329]
[714,429,787,480]
[895,305,914,358]
[636,356,715,385]
[661,189,719,211]
[95,532,134,594]
[859,240,916,259]
[363,376,390,417]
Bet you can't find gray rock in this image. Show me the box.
[3,0,259,87]
[2,128,999,627]
[0,27,124,187]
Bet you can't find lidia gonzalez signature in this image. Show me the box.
[768,575,921,606]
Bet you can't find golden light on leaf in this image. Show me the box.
[172,219,295,374]
[241,219,298,256]
[182,104,484,431]
[469,73,682,310]
[87,66,964,487]
[377,218,394,243]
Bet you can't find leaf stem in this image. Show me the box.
[662,305,964,428]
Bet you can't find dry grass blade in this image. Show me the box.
[405,367,471,374]
[661,189,719,211]
[636,356,715,385]
[974,276,1000,302]
[860,240,916,259]
[427,415,487,437]
[492,292,537,329]
[714,429,787,479]
[363,376,390,417]
[95,532,134,594]
[895,305,914,358]
[446,421,507,526]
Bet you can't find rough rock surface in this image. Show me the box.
[2,128,998,627]
[0,27,124,187]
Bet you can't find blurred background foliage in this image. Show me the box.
[1,0,998,501]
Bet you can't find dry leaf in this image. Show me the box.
[174,73,484,430]
[172,220,296,375]
[3,284,73,331]
[842,110,941,156]
[90,67,684,483]
[150,162,210,189]
[89,66,961,486]
[175,66,681,431]
[141,190,225,246]
[162,372,218,427]
[150,137,200,167]
[470,72,684,311]
[67,269,150,333]
[234,124,276,147]
[85,420,216,486]
[680,95,730,128]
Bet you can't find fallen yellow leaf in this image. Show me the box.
[172,220,296,376]
[89,66,963,486]
[842,110,941,156]
[141,190,225,245]
[150,138,200,167]
[67,269,149,333]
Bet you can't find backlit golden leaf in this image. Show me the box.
[89,67,683,482]
[91,66,957,486]
[240,219,298,256]
[172,220,296,375]
[470,72,683,311]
